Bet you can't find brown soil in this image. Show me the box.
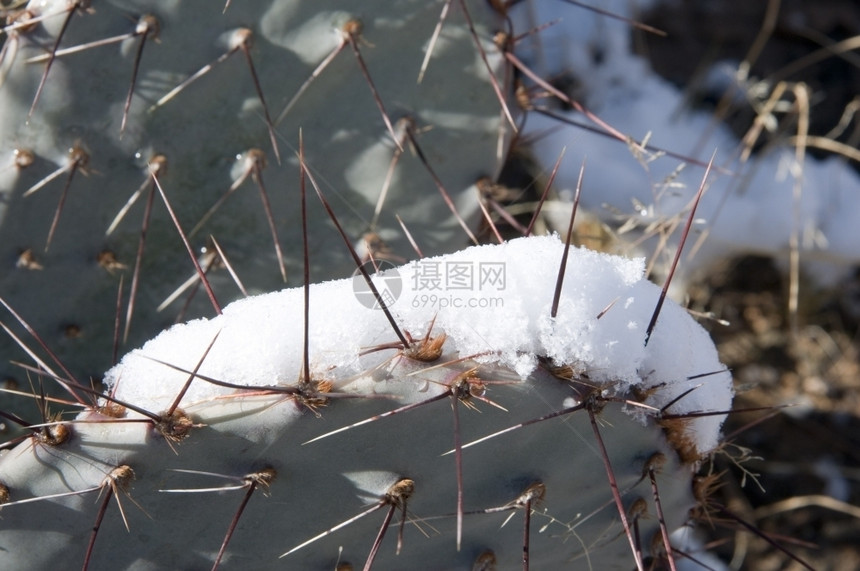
[631,2,860,568]
[685,257,860,570]
[636,0,860,163]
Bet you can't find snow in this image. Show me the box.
[105,235,732,456]
[512,0,860,285]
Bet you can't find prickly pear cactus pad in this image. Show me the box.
[0,0,509,377]
[0,236,733,569]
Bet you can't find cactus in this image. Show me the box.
[0,234,733,569]
[0,1,739,569]
[0,0,508,377]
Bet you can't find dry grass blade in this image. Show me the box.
[713,503,815,570]
[533,107,733,174]
[787,84,809,336]
[560,0,667,36]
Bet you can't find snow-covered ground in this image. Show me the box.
[513,0,860,286]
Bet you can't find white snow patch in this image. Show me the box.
[104,235,732,456]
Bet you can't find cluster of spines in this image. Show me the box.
[0,1,814,569]
[0,132,730,569]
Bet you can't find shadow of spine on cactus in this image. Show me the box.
[0,1,740,569]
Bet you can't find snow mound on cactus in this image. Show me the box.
[106,235,732,457]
